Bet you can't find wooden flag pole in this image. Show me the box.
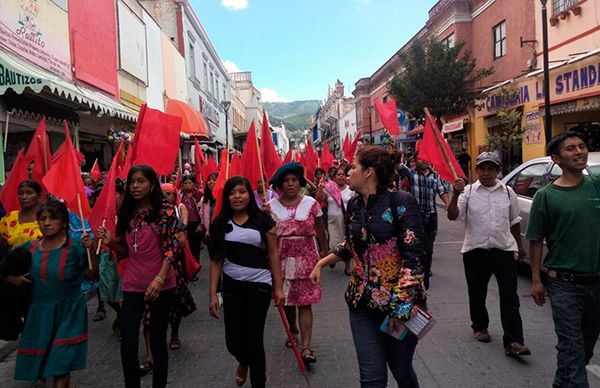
[41,133,49,173]
[423,107,458,181]
[95,218,106,255]
[77,192,93,270]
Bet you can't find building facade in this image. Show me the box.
[316,80,354,156]
[230,71,263,149]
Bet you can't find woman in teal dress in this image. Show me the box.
[4,199,98,388]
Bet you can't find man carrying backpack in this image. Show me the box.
[447,151,530,357]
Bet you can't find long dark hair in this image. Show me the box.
[36,199,70,246]
[116,165,164,237]
[18,179,42,195]
[210,176,265,259]
[202,172,218,204]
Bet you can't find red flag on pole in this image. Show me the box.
[374,99,401,136]
[89,140,125,237]
[0,149,29,213]
[259,111,282,181]
[52,142,85,166]
[118,144,133,180]
[283,149,293,164]
[294,149,302,163]
[344,130,362,164]
[320,142,335,173]
[25,117,52,184]
[241,122,262,190]
[131,104,182,176]
[201,156,218,186]
[89,159,102,182]
[193,138,206,174]
[303,136,318,182]
[416,110,466,182]
[211,148,230,221]
[174,167,182,189]
[43,122,91,218]
[230,151,242,177]
[342,132,350,157]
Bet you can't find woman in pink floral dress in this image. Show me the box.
[268,163,328,366]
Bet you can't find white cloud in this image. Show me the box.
[223,60,241,74]
[259,88,293,103]
[221,0,248,10]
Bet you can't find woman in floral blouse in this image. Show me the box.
[310,146,426,388]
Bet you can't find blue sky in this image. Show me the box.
[190,0,438,102]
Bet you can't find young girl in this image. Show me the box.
[209,176,284,387]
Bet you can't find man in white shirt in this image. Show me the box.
[447,152,530,357]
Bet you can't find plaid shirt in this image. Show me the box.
[400,166,448,215]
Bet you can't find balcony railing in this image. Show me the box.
[552,0,580,15]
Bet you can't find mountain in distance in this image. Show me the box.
[263,100,320,132]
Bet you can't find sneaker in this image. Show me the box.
[473,330,491,342]
[505,342,531,356]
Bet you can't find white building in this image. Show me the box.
[271,124,290,156]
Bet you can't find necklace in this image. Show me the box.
[281,195,302,218]
[131,209,150,252]
[41,236,67,252]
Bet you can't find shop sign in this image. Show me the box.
[0,61,43,89]
[199,96,220,127]
[442,119,464,133]
[0,0,71,79]
[524,111,542,145]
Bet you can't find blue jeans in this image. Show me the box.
[349,305,419,388]
[549,278,600,388]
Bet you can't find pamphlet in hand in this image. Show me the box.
[380,306,435,340]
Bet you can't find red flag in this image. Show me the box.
[25,117,52,183]
[230,151,242,177]
[43,122,90,218]
[294,149,302,162]
[283,149,293,164]
[303,136,318,182]
[259,111,282,181]
[175,167,181,189]
[345,130,362,164]
[89,140,125,237]
[0,149,29,212]
[320,142,335,173]
[193,138,206,174]
[131,104,182,176]
[374,99,401,136]
[89,159,102,182]
[241,122,261,190]
[417,115,466,182]
[118,144,133,180]
[342,132,350,157]
[211,149,230,221]
[201,156,218,185]
[52,142,85,166]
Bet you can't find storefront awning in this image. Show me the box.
[0,48,137,121]
[166,98,209,139]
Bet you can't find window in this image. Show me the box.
[188,44,196,79]
[552,0,579,15]
[442,33,455,48]
[215,75,219,101]
[223,83,226,101]
[203,63,208,90]
[493,21,506,59]
[210,72,214,96]
[506,163,549,198]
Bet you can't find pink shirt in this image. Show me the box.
[122,224,175,292]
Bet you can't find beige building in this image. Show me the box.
[230,71,263,149]
[317,80,354,156]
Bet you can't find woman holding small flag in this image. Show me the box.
[310,146,426,388]
[208,176,284,387]
[96,164,182,388]
[268,163,328,366]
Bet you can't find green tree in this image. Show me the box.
[388,37,493,120]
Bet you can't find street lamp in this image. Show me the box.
[221,100,231,151]
[540,0,552,147]
[366,105,374,144]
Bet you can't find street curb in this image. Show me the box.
[0,289,96,362]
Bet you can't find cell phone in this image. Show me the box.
[380,316,408,341]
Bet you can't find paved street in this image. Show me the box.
[2,215,599,387]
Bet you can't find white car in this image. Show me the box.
[500,152,600,263]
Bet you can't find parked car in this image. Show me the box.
[500,152,600,264]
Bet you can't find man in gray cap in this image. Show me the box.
[447,151,530,357]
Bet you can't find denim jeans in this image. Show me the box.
[420,213,438,289]
[348,305,419,388]
[549,278,600,388]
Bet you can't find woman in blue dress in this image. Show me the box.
[4,199,98,388]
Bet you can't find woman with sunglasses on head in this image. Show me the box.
[7,199,98,388]
[209,176,284,387]
[310,146,426,388]
[97,165,183,388]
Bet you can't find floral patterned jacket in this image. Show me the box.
[333,188,426,320]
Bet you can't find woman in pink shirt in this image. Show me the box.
[97,165,183,388]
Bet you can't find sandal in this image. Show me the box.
[235,364,248,386]
[139,361,153,376]
[284,334,298,348]
[170,338,181,350]
[301,348,317,364]
[92,309,106,322]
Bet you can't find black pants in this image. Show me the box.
[222,274,272,388]
[420,213,438,289]
[463,249,524,346]
[186,221,202,262]
[121,290,174,388]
